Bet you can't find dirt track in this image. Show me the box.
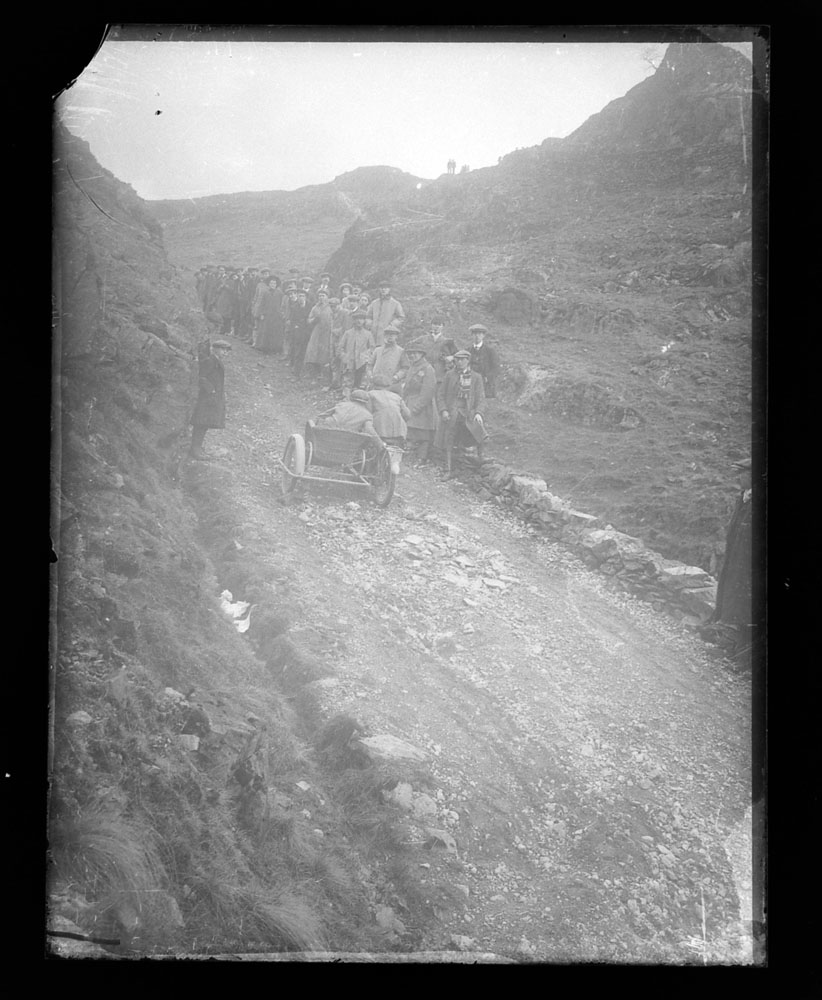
[184,338,753,963]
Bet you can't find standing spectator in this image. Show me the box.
[420,315,458,459]
[202,266,220,317]
[366,279,405,348]
[338,284,358,334]
[281,281,299,363]
[301,275,317,308]
[328,298,345,389]
[401,341,437,465]
[338,308,374,391]
[469,324,499,398]
[368,324,408,388]
[253,275,285,355]
[304,288,334,378]
[418,314,458,384]
[236,267,258,343]
[189,339,232,459]
[437,349,487,476]
[214,271,240,337]
[288,290,312,377]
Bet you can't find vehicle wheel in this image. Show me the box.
[281,434,305,496]
[372,449,396,507]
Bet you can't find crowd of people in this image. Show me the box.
[192,266,500,476]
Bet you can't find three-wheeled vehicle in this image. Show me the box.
[278,420,400,507]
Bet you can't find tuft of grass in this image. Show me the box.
[49,808,169,941]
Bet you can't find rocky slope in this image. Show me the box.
[50,125,434,958]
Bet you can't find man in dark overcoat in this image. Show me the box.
[189,340,231,459]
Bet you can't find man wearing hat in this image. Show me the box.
[337,308,375,391]
[418,314,458,384]
[401,340,437,464]
[189,339,232,459]
[288,289,312,377]
[301,275,317,308]
[367,324,408,388]
[253,275,285,355]
[236,267,259,343]
[366,279,405,348]
[281,282,299,362]
[214,270,240,336]
[437,349,487,476]
[469,324,499,398]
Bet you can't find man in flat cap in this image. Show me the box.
[401,341,437,464]
[418,314,458,384]
[469,324,499,398]
[189,339,232,459]
[437,349,487,476]
[337,308,375,391]
[301,275,317,308]
[366,279,405,348]
[367,324,408,389]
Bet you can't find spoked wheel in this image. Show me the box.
[281,434,306,496]
[372,449,396,507]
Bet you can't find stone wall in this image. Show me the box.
[471,462,717,626]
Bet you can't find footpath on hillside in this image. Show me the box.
[180,334,755,963]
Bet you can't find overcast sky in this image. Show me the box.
[55,32,754,202]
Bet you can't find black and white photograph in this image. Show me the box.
[48,24,767,963]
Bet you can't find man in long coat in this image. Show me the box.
[366,279,405,348]
[214,272,240,336]
[368,324,408,388]
[337,309,375,390]
[437,350,487,475]
[253,275,285,354]
[189,340,231,459]
[401,341,437,464]
[304,289,334,374]
[288,291,312,377]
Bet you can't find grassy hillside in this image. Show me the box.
[50,127,427,956]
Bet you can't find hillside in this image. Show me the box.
[150,165,424,276]
[321,42,755,572]
[155,42,755,574]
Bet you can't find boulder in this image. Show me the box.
[358,734,428,762]
[658,562,715,590]
[411,793,438,821]
[511,475,548,494]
